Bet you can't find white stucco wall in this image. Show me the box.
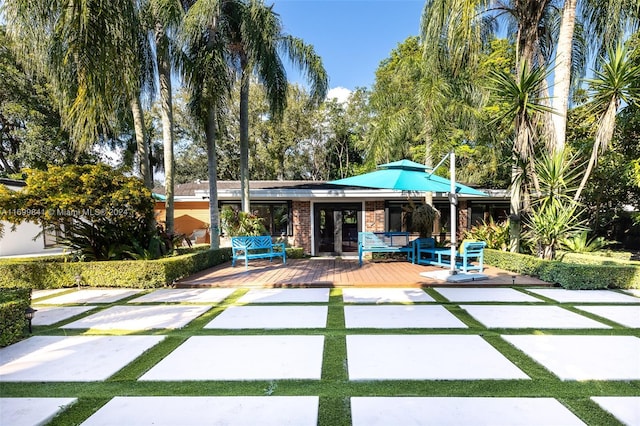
[0,220,49,256]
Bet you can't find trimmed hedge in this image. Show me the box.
[0,288,31,347]
[485,249,640,289]
[557,252,640,266]
[0,248,232,289]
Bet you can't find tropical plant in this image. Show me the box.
[0,164,160,260]
[574,43,640,201]
[405,201,439,238]
[488,61,554,252]
[561,230,611,253]
[524,200,586,259]
[220,205,267,236]
[463,218,510,250]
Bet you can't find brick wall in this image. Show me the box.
[292,201,311,254]
[364,201,385,232]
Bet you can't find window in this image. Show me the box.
[220,202,291,236]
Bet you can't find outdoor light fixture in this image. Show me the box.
[24,307,37,333]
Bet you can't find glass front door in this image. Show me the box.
[314,203,361,255]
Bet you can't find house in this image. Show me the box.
[0,178,65,257]
[154,180,509,256]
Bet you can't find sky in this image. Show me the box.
[271,0,426,99]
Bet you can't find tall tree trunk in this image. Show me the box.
[205,105,220,249]
[574,99,617,201]
[551,0,577,153]
[509,161,522,253]
[130,96,152,189]
[239,57,251,213]
[156,25,175,234]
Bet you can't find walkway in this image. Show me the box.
[1,286,639,425]
[177,257,549,288]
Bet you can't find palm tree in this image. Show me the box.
[143,0,185,234]
[3,0,155,189]
[180,0,233,249]
[551,0,639,153]
[225,0,328,213]
[574,43,640,200]
[489,62,554,251]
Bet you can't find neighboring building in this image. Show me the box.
[0,178,64,257]
[154,180,509,256]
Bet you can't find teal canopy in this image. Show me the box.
[329,159,486,196]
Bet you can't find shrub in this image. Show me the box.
[286,247,305,259]
[0,288,31,347]
[484,249,640,289]
[220,205,267,236]
[0,248,232,289]
[463,218,509,250]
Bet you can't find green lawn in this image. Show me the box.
[2,287,638,425]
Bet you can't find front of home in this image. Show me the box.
[154,180,509,256]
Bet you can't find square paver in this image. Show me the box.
[236,288,330,303]
[342,288,434,303]
[351,397,586,426]
[61,305,210,330]
[1,398,77,426]
[346,335,528,380]
[140,336,324,381]
[31,306,97,326]
[81,396,318,426]
[526,288,640,303]
[503,335,640,380]
[575,305,640,328]
[591,397,640,426]
[461,305,610,329]
[34,289,142,305]
[32,289,68,300]
[129,288,236,303]
[623,289,640,298]
[205,306,327,329]
[344,305,467,328]
[434,287,542,302]
[0,336,165,382]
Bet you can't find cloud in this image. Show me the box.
[326,87,352,104]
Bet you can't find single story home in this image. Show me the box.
[154,180,509,256]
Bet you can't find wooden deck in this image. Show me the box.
[176,258,551,288]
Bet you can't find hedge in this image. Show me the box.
[0,248,232,289]
[485,249,640,289]
[557,252,640,266]
[0,288,31,347]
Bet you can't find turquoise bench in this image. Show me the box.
[421,241,486,273]
[358,232,413,267]
[231,236,286,270]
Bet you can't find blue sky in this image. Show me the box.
[272,0,425,93]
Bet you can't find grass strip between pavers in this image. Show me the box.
[2,286,639,425]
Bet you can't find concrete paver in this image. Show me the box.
[139,336,325,381]
[129,288,236,303]
[0,397,77,426]
[0,336,165,382]
[35,289,142,305]
[575,305,640,328]
[344,305,467,328]
[434,287,542,302]
[61,305,210,330]
[31,306,96,326]
[81,396,319,426]
[591,397,640,426]
[236,288,330,303]
[351,397,586,426]
[503,335,640,380]
[347,335,529,380]
[461,305,611,329]
[204,306,327,329]
[527,288,640,304]
[342,288,434,303]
